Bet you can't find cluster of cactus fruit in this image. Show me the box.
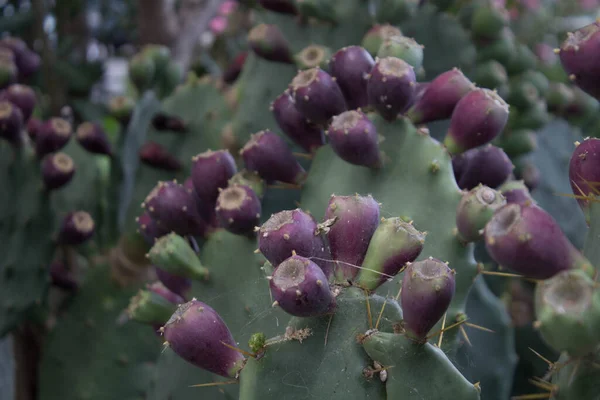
[2,1,600,400]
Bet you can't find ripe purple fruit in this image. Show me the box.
[26,117,42,141]
[41,152,75,191]
[139,142,182,171]
[271,90,325,153]
[456,185,506,242]
[327,110,382,168]
[161,299,245,378]
[191,149,237,212]
[240,130,306,184]
[0,100,23,143]
[215,184,261,235]
[58,211,95,246]
[367,56,416,121]
[143,181,207,237]
[569,137,600,222]
[357,217,426,290]
[270,255,336,317]
[2,84,36,121]
[49,261,78,291]
[498,180,534,205]
[406,68,475,124]
[558,21,600,100]
[289,67,347,126]
[452,145,513,190]
[151,113,187,133]
[401,257,456,341]
[324,194,380,280]
[76,122,113,156]
[328,46,375,109]
[136,211,170,245]
[444,88,509,154]
[35,118,72,157]
[484,203,593,279]
[155,267,192,299]
[247,24,293,64]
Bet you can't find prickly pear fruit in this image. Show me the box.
[127,282,184,325]
[367,56,416,121]
[215,184,261,235]
[324,194,380,281]
[289,67,347,126]
[507,80,539,110]
[258,0,298,14]
[496,129,537,158]
[456,185,506,242]
[26,117,41,141]
[470,3,509,40]
[271,90,325,153]
[0,59,16,89]
[452,145,513,190]
[558,21,600,100]
[2,84,36,121]
[240,130,306,184]
[534,269,600,356]
[49,260,78,291]
[35,117,72,157]
[248,24,293,64]
[401,257,456,341]
[228,170,266,199]
[475,28,516,66]
[155,267,192,300]
[327,110,382,168]
[328,46,375,109]
[0,100,23,143]
[377,35,424,71]
[294,45,331,70]
[569,137,600,222]
[498,180,534,205]
[109,96,134,124]
[148,233,209,281]
[151,113,187,133]
[142,181,207,237]
[75,122,113,156]
[41,152,75,191]
[136,211,170,245]
[270,255,336,317]
[191,149,237,213]
[258,209,326,268]
[361,24,403,56]
[516,161,540,192]
[484,203,593,279]
[57,211,95,246]
[161,299,245,378]
[357,217,426,290]
[223,52,248,84]
[405,68,475,124]
[139,142,182,171]
[128,53,155,91]
[444,88,509,154]
[472,60,508,90]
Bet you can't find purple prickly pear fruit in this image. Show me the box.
[452,144,513,190]
[228,170,266,199]
[75,122,113,156]
[0,100,23,143]
[324,194,380,281]
[136,211,170,245]
[456,185,506,242]
[26,117,42,141]
[58,211,95,246]
[258,209,327,268]
[215,184,261,235]
[142,181,207,237]
[270,255,336,317]
[356,217,426,290]
[161,299,245,378]
[405,68,475,124]
[294,45,331,70]
[401,257,456,341]
[558,21,600,100]
[191,149,237,212]
[326,110,383,168]
[127,282,184,325]
[444,88,509,154]
[240,130,306,184]
[148,233,209,281]
[498,180,535,205]
[361,24,403,56]
[569,138,600,216]
[155,267,192,299]
[151,113,187,133]
[247,24,293,64]
[271,90,325,153]
[49,260,78,291]
[484,203,593,279]
[41,152,75,191]
[35,117,72,157]
[259,0,298,14]
[367,56,416,121]
[328,46,375,109]
[183,177,215,225]
[15,50,40,80]
[223,52,248,84]
[289,67,347,126]
[2,84,36,121]
[139,142,182,171]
